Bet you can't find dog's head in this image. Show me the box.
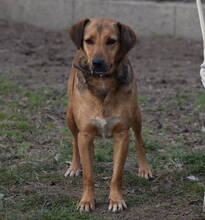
[69,18,137,76]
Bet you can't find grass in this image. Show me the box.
[183,182,205,193]
[0,77,21,94]
[2,193,110,220]
[142,127,160,152]
[194,93,205,106]
[0,76,204,219]
[94,138,113,162]
[124,171,151,187]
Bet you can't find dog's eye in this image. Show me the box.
[85,39,94,45]
[106,39,117,45]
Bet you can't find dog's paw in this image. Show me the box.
[108,199,127,213]
[78,198,95,212]
[138,165,152,179]
[64,167,80,177]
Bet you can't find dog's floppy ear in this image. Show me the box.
[117,22,137,61]
[69,18,90,49]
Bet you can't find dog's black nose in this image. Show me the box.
[92,58,105,68]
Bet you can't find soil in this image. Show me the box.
[0,19,205,220]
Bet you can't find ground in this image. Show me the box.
[0,19,205,220]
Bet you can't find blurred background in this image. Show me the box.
[0,1,204,220]
[0,0,203,39]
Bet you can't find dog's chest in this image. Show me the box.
[90,116,121,138]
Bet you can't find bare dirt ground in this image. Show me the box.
[0,19,205,220]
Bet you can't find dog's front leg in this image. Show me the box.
[109,130,129,212]
[78,132,95,212]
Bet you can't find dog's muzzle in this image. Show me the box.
[92,58,108,73]
[74,62,113,78]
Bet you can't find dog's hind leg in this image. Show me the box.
[132,107,152,179]
[64,107,81,177]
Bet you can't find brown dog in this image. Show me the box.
[64,18,152,213]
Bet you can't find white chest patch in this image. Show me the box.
[91,116,121,138]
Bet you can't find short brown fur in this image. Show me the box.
[65,18,152,213]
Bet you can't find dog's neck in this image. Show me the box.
[88,77,117,99]
[76,59,133,100]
